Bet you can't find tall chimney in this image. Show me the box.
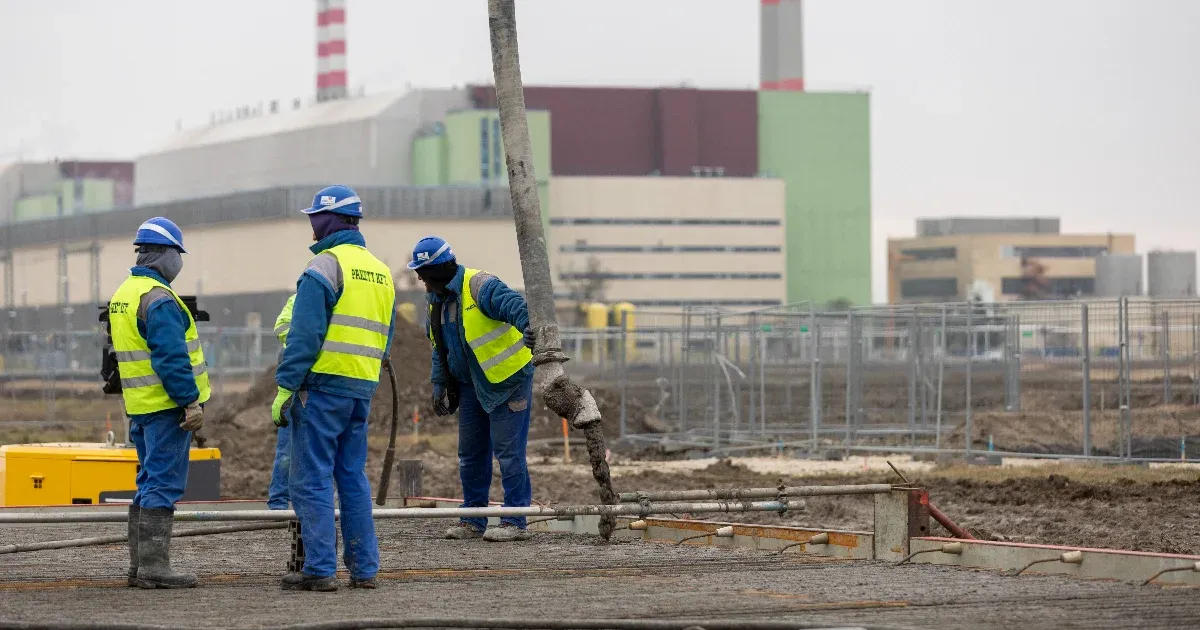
[760,0,804,91]
[316,0,348,102]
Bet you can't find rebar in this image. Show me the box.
[0,500,808,525]
[618,484,893,503]
[0,522,286,554]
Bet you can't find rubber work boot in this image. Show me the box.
[281,572,338,592]
[483,523,533,542]
[349,577,377,589]
[443,522,484,540]
[126,504,140,587]
[135,507,197,589]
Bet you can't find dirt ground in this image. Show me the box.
[4,322,1200,556]
[8,520,1200,630]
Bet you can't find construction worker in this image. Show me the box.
[272,185,396,591]
[267,294,296,510]
[109,217,208,589]
[409,236,537,542]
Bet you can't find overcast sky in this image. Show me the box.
[1,0,1197,303]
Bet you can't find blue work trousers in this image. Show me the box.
[457,377,533,531]
[130,408,191,510]
[290,389,378,580]
[267,406,296,510]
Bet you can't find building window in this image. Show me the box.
[560,244,781,253]
[558,272,782,281]
[1000,245,1109,258]
[549,218,781,226]
[900,277,958,298]
[900,247,957,261]
[1001,276,1096,297]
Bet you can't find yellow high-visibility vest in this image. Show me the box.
[275,294,296,346]
[108,275,211,415]
[428,267,532,384]
[309,244,395,382]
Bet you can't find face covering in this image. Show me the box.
[417,261,458,295]
[310,212,359,242]
[137,248,184,283]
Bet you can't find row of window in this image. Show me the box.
[560,244,781,254]
[900,276,1098,299]
[559,272,782,281]
[1000,245,1109,259]
[900,245,1112,262]
[550,218,781,226]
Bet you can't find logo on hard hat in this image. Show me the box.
[416,252,430,261]
[320,195,337,206]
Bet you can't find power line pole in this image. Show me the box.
[487,0,617,539]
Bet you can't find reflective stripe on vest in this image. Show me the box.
[309,244,395,382]
[108,276,211,415]
[461,268,532,384]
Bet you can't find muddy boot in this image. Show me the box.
[483,523,533,542]
[281,572,338,592]
[135,507,197,589]
[126,504,140,587]
[348,577,377,589]
[444,522,484,540]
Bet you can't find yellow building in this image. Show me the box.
[887,217,1135,303]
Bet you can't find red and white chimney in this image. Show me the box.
[760,0,804,91]
[317,0,348,102]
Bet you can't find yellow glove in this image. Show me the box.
[272,387,296,428]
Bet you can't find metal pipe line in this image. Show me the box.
[618,484,893,503]
[0,522,287,555]
[0,500,808,525]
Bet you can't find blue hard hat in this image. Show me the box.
[406,236,455,270]
[302,184,363,218]
[133,217,187,253]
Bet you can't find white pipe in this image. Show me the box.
[0,500,808,525]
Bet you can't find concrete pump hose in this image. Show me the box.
[0,620,916,630]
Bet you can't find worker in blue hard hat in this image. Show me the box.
[108,216,209,589]
[272,185,396,591]
[409,236,537,542]
[266,294,296,511]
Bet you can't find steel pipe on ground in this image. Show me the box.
[618,484,894,503]
[0,500,808,525]
[0,522,287,554]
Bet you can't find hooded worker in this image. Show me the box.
[272,185,396,591]
[409,236,537,542]
[108,216,208,589]
[267,293,296,510]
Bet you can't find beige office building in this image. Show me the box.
[887,217,1135,303]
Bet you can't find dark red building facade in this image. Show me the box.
[469,86,759,178]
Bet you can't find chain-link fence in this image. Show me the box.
[0,326,276,430]
[561,298,1200,462]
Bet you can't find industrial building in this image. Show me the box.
[0,0,870,329]
[887,217,1136,303]
[0,86,868,329]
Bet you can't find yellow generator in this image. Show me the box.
[0,442,221,507]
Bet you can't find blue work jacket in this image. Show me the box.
[275,230,397,400]
[126,266,200,423]
[426,264,534,413]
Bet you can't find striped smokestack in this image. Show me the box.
[760,0,804,91]
[317,0,348,102]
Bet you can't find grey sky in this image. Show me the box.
[1,0,1196,303]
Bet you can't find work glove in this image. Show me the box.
[523,327,536,350]
[272,387,296,428]
[432,383,461,417]
[179,401,203,432]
